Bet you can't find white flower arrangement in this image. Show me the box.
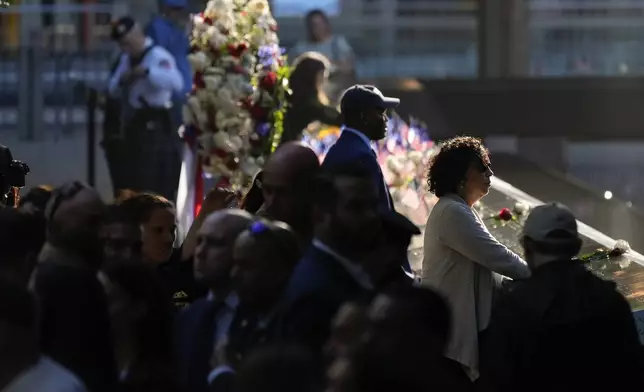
[182,0,290,190]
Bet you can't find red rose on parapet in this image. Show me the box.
[498,208,513,221]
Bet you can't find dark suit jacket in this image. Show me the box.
[34,261,117,392]
[322,130,393,211]
[480,261,643,392]
[322,130,413,272]
[174,298,218,392]
[281,244,373,349]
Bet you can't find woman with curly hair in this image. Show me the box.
[421,136,530,381]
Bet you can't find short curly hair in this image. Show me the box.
[426,136,490,197]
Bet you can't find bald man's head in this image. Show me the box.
[46,182,105,262]
[260,143,319,232]
[264,142,320,179]
[194,209,253,289]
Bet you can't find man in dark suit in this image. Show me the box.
[281,163,383,350]
[323,85,414,273]
[322,85,400,211]
[174,209,253,392]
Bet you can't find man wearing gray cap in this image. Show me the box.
[322,84,400,211]
[480,202,642,392]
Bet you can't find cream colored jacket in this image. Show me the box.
[421,194,530,380]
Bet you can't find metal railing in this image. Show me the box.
[0,3,119,138]
[0,48,113,138]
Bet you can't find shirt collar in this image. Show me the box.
[312,238,374,290]
[144,37,153,48]
[341,126,373,150]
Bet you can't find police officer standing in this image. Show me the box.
[107,16,184,201]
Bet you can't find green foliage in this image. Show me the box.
[267,62,292,153]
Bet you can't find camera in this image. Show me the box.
[0,144,30,205]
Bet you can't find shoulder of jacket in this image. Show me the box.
[431,198,472,225]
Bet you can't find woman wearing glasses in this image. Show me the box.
[421,137,530,382]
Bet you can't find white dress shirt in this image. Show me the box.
[107,37,184,109]
[3,356,87,392]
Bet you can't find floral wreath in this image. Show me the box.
[182,0,291,190]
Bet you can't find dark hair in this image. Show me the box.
[305,9,330,42]
[0,208,45,262]
[426,136,490,197]
[18,186,53,211]
[314,163,374,210]
[45,181,90,222]
[243,218,301,269]
[240,171,264,214]
[116,192,174,225]
[289,52,331,103]
[103,261,175,358]
[236,344,324,392]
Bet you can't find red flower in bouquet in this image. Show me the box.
[259,72,278,91]
[250,104,269,122]
[211,147,229,159]
[230,65,247,75]
[227,42,248,58]
[498,208,513,221]
[240,97,253,110]
[193,72,206,89]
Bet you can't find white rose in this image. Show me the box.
[188,52,209,73]
[513,201,529,215]
[239,157,261,176]
[213,131,241,153]
[206,26,228,49]
[203,75,223,90]
[197,133,214,151]
[229,135,244,151]
[216,14,236,33]
[182,105,195,126]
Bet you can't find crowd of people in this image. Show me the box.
[1,2,643,392]
[2,128,644,392]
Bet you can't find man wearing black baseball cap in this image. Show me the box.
[322,84,400,211]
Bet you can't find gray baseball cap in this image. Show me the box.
[523,202,579,244]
